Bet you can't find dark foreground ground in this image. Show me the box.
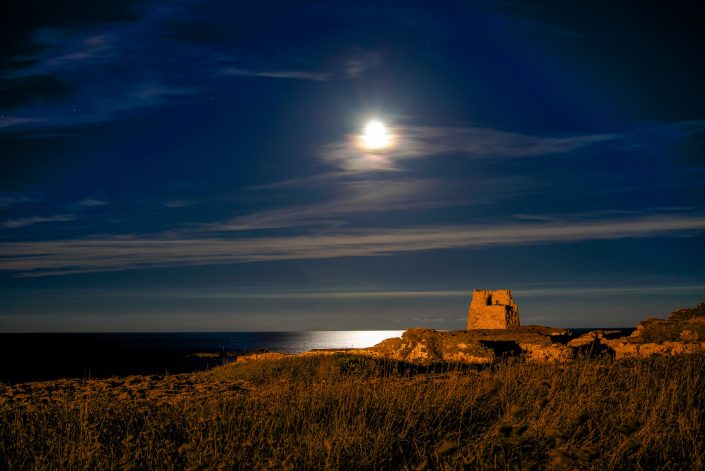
[1,352,703,470]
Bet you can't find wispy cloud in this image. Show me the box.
[43,34,117,68]
[247,171,354,190]
[0,193,40,207]
[671,120,705,137]
[76,198,107,208]
[1,213,703,276]
[7,284,705,301]
[2,214,76,229]
[209,179,448,231]
[108,289,470,300]
[222,67,332,81]
[163,200,193,208]
[1,30,382,133]
[232,173,541,232]
[516,19,589,39]
[0,117,40,129]
[515,285,705,297]
[179,284,705,300]
[218,51,381,82]
[341,52,383,78]
[322,125,618,170]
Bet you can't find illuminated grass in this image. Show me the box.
[1,353,703,469]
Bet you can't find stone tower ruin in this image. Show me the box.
[466,289,520,330]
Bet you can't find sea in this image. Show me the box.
[0,328,630,384]
[0,331,403,384]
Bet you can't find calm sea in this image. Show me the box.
[0,331,404,384]
[0,329,629,384]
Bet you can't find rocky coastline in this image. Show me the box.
[235,302,705,365]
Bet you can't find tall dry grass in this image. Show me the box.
[1,353,703,469]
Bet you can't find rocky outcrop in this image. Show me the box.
[567,303,705,359]
[362,328,573,364]
[367,315,705,363]
[233,328,575,365]
[233,303,705,366]
[630,303,705,342]
[567,330,624,348]
[602,339,705,359]
[467,289,520,330]
[366,329,495,364]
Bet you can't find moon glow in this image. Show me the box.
[361,120,391,150]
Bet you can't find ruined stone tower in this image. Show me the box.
[466,289,520,330]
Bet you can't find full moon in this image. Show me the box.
[361,120,390,150]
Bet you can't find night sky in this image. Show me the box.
[1,1,704,331]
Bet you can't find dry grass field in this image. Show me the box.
[1,352,703,470]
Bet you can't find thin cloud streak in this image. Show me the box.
[210,179,447,232]
[218,52,381,82]
[2,214,76,229]
[19,284,705,300]
[0,194,41,207]
[163,200,194,208]
[323,125,618,170]
[163,290,469,300]
[76,198,107,208]
[238,175,538,232]
[516,285,705,297]
[96,284,705,300]
[1,213,704,276]
[221,67,332,81]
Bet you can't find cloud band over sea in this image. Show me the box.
[2,213,704,277]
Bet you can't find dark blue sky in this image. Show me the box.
[1,1,704,331]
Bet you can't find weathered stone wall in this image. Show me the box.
[467,289,520,330]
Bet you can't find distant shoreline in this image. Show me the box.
[0,328,633,384]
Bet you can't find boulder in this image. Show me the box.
[567,330,623,348]
[367,329,495,364]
